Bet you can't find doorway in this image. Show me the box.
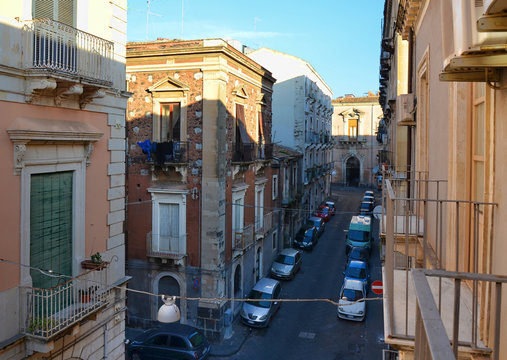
[346,156,360,186]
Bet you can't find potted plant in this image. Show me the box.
[81,252,107,270]
[78,286,99,303]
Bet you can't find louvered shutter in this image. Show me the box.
[33,0,55,19]
[58,0,74,26]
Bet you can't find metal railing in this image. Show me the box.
[23,265,109,339]
[147,233,187,258]
[23,19,113,85]
[151,141,189,165]
[338,135,368,143]
[233,225,254,250]
[233,143,273,163]
[412,269,505,360]
[382,169,499,358]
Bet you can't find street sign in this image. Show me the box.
[371,280,383,295]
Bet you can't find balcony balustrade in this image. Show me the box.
[233,225,254,251]
[233,142,273,163]
[381,168,500,359]
[23,19,113,86]
[147,233,187,260]
[22,265,109,340]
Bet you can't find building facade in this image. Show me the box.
[125,39,278,341]
[331,93,383,187]
[247,48,334,218]
[0,0,129,359]
[380,0,507,359]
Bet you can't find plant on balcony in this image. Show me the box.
[27,316,56,335]
[81,252,107,270]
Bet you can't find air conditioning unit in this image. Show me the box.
[451,0,507,55]
[396,93,415,126]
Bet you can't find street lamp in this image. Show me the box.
[157,295,180,323]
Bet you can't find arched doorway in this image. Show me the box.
[346,156,360,186]
[233,265,242,313]
[255,247,262,281]
[157,276,180,313]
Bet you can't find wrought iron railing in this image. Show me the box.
[147,233,187,258]
[233,225,254,250]
[150,141,189,165]
[23,19,113,85]
[233,142,273,163]
[23,265,109,339]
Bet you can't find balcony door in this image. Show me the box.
[30,171,73,290]
[160,103,181,142]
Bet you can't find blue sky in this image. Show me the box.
[127,0,384,98]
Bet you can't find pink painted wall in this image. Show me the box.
[0,101,110,291]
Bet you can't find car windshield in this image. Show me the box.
[247,290,272,308]
[345,266,366,279]
[304,229,314,240]
[188,331,205,347]
[342,288,363,301]
[320,207,329,214]
[348,230,368,242]
[275,254,294,265]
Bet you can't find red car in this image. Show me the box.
[315,206,331,222]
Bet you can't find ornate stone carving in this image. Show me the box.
[55,84,84,106]
[13,142,28,174]
[25,78,57,103]
[79,89,106,109]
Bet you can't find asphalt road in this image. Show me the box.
[215,186,385,359]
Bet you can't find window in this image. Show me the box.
[169,335,187,349]
[150,189,187,256]
[30,171,73,289]
[272,175,278,200]
[235,104,250,144]
[272,230,277,250]
[160,103,181,142]
[232,185,247,247]
[255,186,265,232]
[348,119,358,137]
[158,203,180,253]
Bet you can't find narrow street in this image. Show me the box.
[213,186,385,359]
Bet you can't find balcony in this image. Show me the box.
[147,233,187,265]
[142,141,188,179]
[337,135,368,144]
[380,169,500,359]
[233,225,254,258]
[232,143,273,163]
[22,265,109,341]
[254,211,274,237]
[23,19,113,86]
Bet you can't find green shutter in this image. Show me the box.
[30,171,73,290]
[58,0,74,26]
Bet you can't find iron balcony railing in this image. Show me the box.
[233,225,254,251]
[337,135,368,144]
[147,233,187,259]
[23,19,113,85]
[381,168,500,359]
[150,141,189,165]
[254,211,273,234]
[23,265,109,340]
[233,143,273,163]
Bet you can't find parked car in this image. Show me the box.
[325,201,336,216]
[337,278,367,322]
[270,248,302,280]
[364,190,375,197]
[347,246,370,263]
[241,278,282,327]
[125,323,210,360]
[343,260,370,294]
[307,216,325,237]
[345,215,373,254]
[294,226,318,250]
[362,194,375,205]
[315,206,331,222]
[359,201,374,215]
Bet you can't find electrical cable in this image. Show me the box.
[0,258,383,307]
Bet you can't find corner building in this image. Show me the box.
[126,39,278,340]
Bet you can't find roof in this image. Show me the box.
[343,278,364,291]
[279,248,299,256]
[253,277,279,293]
[332,94,380,105]
[273,144,303,159]
[347,260,367,269]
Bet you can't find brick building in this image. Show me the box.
[125,39,278,340]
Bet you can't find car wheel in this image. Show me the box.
[131,352,142,360]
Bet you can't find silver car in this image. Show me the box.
[270,248,302,280]
[241,278,281,327]
[337,278,366,322]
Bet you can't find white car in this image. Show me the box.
[337,278,366,321]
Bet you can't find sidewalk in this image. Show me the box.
[208,318,251,358]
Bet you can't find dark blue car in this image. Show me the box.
[125,323,210,360]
